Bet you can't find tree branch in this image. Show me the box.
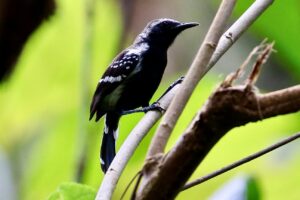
[206,0,274,72]
[147,0,274,162]
[146,0,237,159]
[182,131,300,190]
[135,83,300,200]
[134,43,300,199]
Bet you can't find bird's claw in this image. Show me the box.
[145,102,165,113]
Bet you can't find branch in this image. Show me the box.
[147,0,274,160]
[138,0,234,197]
[135,43,300,199]
[95,83,181,200]
[206,0,274,72]
[147,0,236,158]
[135,83,300,200]
[182,131,300,190]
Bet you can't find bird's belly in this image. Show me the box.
[116,73,161,111]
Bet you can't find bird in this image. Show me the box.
[90,18,198,173]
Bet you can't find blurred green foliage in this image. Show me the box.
[234,0,300,78]
[208,175,261,200]
[47,182,96,200]
[0,0,300,200]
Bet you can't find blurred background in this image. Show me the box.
[0,0,300,199]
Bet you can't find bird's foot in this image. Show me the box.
[143,102,165,113]
[121,102,165,116]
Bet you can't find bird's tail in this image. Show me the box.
[100,113,120,173]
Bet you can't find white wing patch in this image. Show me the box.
[104,124,109,134]
[110,54,141,69]
[97,45,147,87]
[100,158,105,165]
[99,75,123,83]
[127,43,149,55]
[113,128,119,140]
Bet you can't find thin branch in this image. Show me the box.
[222,39,269,87]
[182,132,300,191]
[147,0,274,160]
[245,42,274,86]
[206,0,274,72]
[147,0,236,163]
[120,171,142,200]
[135,83,300,200]
[95,83,181,200]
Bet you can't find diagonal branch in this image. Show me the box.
[146,0,237,159]
[147,0,274,162]
[206,0,274,72]
[182,131,300,191]
[135,83,300,200]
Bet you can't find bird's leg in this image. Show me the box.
[156,76,184,102]
[121,76,184,116]
[143,102,165,112]
[120,108,146,115]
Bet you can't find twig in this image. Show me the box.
[95,82,181,200]
[120,171,141,200]
[245,42,274,85]
[206,0,274,72]
[222,39,269,87]
[182,132,300,190]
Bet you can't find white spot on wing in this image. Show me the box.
[104,125,109,134]
[113,129,119,140]
[127,43,148,56]
[99,75,123,83]
[100,158,105,165]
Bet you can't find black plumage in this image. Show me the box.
[90,18,198,173]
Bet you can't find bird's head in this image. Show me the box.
[135,18,199,48]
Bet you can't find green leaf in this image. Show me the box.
[47,182,96,200]
[246,176,260,200]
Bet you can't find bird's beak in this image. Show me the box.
[175,22,199,31]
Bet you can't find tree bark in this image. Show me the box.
[136,83,300,200]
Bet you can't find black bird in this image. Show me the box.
[90,18,198,173]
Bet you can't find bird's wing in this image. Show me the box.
[90,49,141,120]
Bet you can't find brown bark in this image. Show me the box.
[136,83,300,200]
